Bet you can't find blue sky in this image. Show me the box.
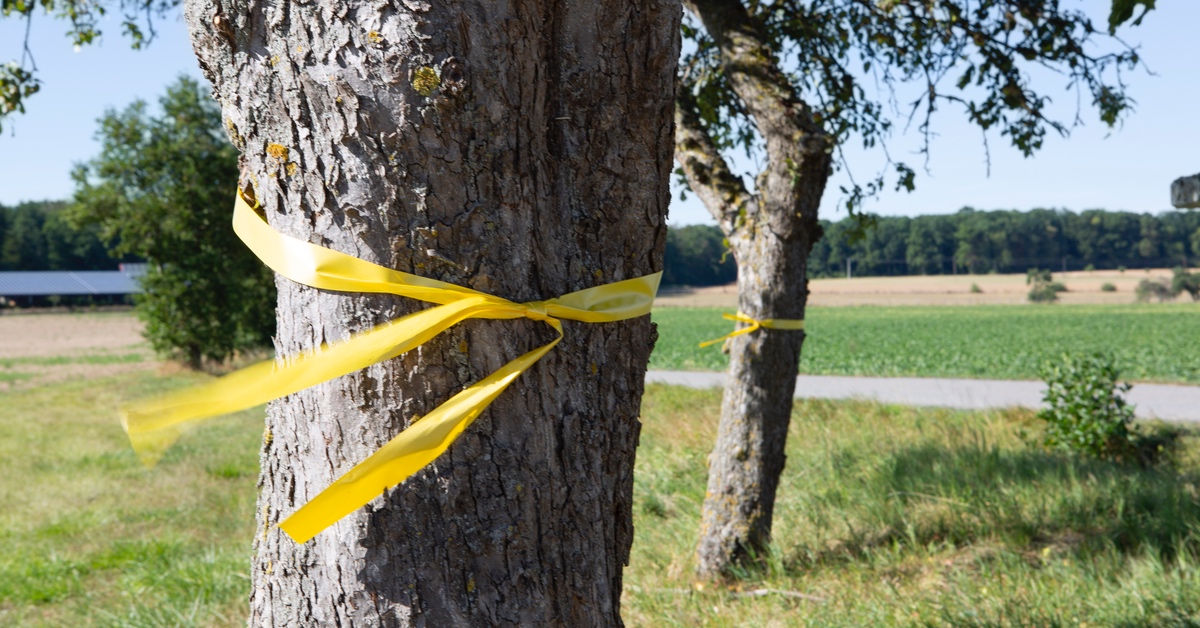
[1,1,1197,225]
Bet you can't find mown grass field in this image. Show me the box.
[650,303,1200,383]
[4,362,1200,625]
[0,370,259,627]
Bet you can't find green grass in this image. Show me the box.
[0,351,152,388]
[626,385,1200,626]
[0,353,150,369]
[650,304,1200,382]
[0,370,34,384]
[5,369,1200,625]
[0,372,261,627]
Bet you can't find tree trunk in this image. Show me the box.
[675,0,830,579]
[183,1,679,624]
[186,344,202,371]
[694,222,813,575]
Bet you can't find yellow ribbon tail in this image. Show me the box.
[121,296,496,468]
[279,327,562,543]
[697,326,758,348]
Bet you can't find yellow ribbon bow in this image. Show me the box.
[121,192,661,543]
[698,311,805,348]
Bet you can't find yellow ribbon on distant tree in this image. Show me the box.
[698,311,805,348]
[121,192,661,544]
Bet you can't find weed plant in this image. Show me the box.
[1038,353,1139,462]
[1137,278,1175,302]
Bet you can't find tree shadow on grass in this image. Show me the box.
[786,430,1200,571]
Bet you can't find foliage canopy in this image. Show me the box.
[678,0,1150,216]
[810,207,1200,277]
[69,76,274,367]
[0,200,114,271]
[664,225,737,286]
[1,0,179,130]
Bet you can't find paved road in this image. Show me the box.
[645,371,1200,423]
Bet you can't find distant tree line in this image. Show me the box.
[8,200,1199,286]
[660,208,1200,286]
[663,225,737,287]
[0,200,132,271]
[812,208,1200,277]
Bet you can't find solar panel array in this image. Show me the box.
[0,271,143,297]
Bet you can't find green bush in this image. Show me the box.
[1028,284,1059,303]
[969,282,982,293]
[1170,266,1200,301]
[1100,282,1117,292]
[1026,268,1053,285]
[1026,269,1065,303]
[1135,278,1174,303]
[1038,353,1139,462]
[70,78,275,368]
[1084,263,1096,272]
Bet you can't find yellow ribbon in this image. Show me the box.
[121,192,661,544]
[697,312,805,348]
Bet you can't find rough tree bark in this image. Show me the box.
[183,0,679,624]
[675,0,831,578]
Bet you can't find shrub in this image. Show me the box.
[1135,278,1174,303]
[1118,265,1127,273]
[1028,284,1059,303]
[1084,263,1096,272]
[1026,268,1064,303]
[969,283,983,294]
[1038,353,1139,462]
[1170,266,1200,301]
[1100,282,1117,292]
[1026,268,1052,285]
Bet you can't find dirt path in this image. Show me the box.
[0,311,146,358]
[0,311,156,390]
[646,371,1200,423]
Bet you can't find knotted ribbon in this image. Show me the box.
[698,311,805,348]
[121,192,661,543]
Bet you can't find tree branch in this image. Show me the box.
[674,84,753,230]
[684,0,820,142]
[684,0,831,239]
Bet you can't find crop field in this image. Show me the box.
[650,303,1200,383]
